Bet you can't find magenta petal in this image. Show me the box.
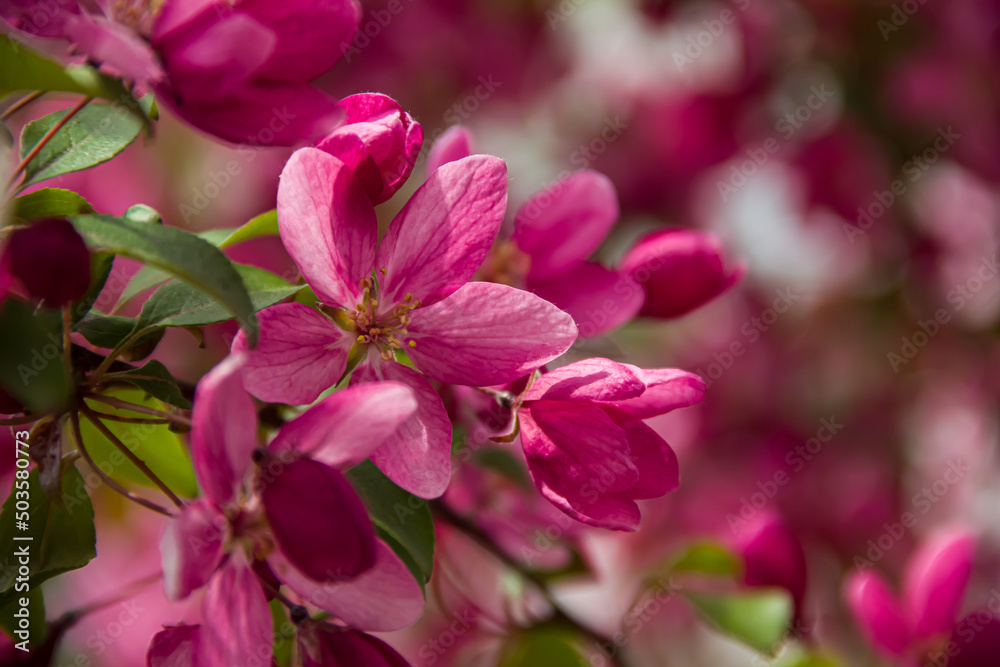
[524,357,644,403]
[426,125,474,175]
[514,171,619,279]
[270,382,417,469]
[521,400,640,530]
[191,355,257,506]
[737,515,808,612]
[160,500,225,601]
[200,555,273,667]
[351,361,452,499]
[617,419,679,500]
[262,458,376,581]
[406,282,578,387]
[904,530,976,640]
[62,14,163,83]
[232,302,350,405]
[528,262,644,338]
[298,625,411,667]
[375,155,508,306]
[603,368,707,420]
[845,571,911,657]
[950,613,1000,667]
[147,625,199,667]
[271,540,424,631]
[277,147,377,307]
[621,229,743,319]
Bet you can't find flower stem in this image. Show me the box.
[84,393,191,427]
[431,500,636,667]
[6,96,92,191]
[81,406,184,508]
[0,414,40,426]
[1,90,44,120]
[68,410,175,518]
[60,572,162,624]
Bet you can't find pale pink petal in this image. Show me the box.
[617,419,679,500]
[351,361,452,499]
[514,171,618,279]
[602,368,707,420]
[191,355,257,506]
[277,147,376,306]
[845,571,911,657]
[521,400,640,530]
[160,500,225,601]
[271,540,425,632]
[375,155,507,306]
[63,14,163,83]
[232,302,350,405]
[523,357,644,403]
[147,625,199,667]
[261,457,376,582]
[270,382,417,469]
[199,554,273,667]
[426,125,473,175]
[406,282,578,387]
[904,530,976,640]
[528,262,644,338]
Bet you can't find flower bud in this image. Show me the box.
[4,219,91,307]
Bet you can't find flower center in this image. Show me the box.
[347,275,420,361]
[479,241,530,287]
[111,0,167,36]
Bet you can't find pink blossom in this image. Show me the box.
[514,358,706,531]
[233,149,578,498]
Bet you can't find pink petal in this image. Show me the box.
[232,302,350,405]
[527,262,644,338]
[617,419,679,500]
[737,514,808,612]
[904,530,976,640]
[199,554,273,667]
[405,282,578,387]
[621,229,743,319]
[523,357,644,403]
[298,625,411,667]
[277,147,377,306]
[950,613,1000,667]
[375,155,507,307]
[351,361,452,499]
[426,125,473,175]
[317,93,423,204]
[147,625,199,667]
[191,355,257,506]
[520,400,640,530]
[160,500,225,601]
[844,571,911,657]
[270,540,425,632]
[514,171,619,279]
[270,382,417,469]
[237,0,361,82]
[63,14,163,83]
[261,457,376,582]
[602,368,707,420]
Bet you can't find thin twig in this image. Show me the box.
[86,327,148,389]
[84,410,171,425]
[0,414,40,426]
[81,406,184,508]
[68,410,174,518]
[7,96,92,191]
[85,393,191,426]
[1,90,44,120]
[61,571,163,623]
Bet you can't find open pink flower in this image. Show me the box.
[845,529,976,661]
[512,358,706,531]
[233,149,578,498]
[152,355,424,666]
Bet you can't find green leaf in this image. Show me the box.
[669,541,743,577]
[0,587,46,646]
[134,263,301,331]
[70,215,259,344]
[19,103,144,187]
[81,388,198,497]
[11,188,94,221]
[0,466,97,608]
[113,265,172,312]
[472,446,532,489]
[73,312,139,349]
[498,629,586,667]
[106,360,191,410]
[217,209,279,248]
[270,600,295,667]
[0,299,71,414]
[346,461,434,583]
[684,588,794,657]
[68,251,115,326]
